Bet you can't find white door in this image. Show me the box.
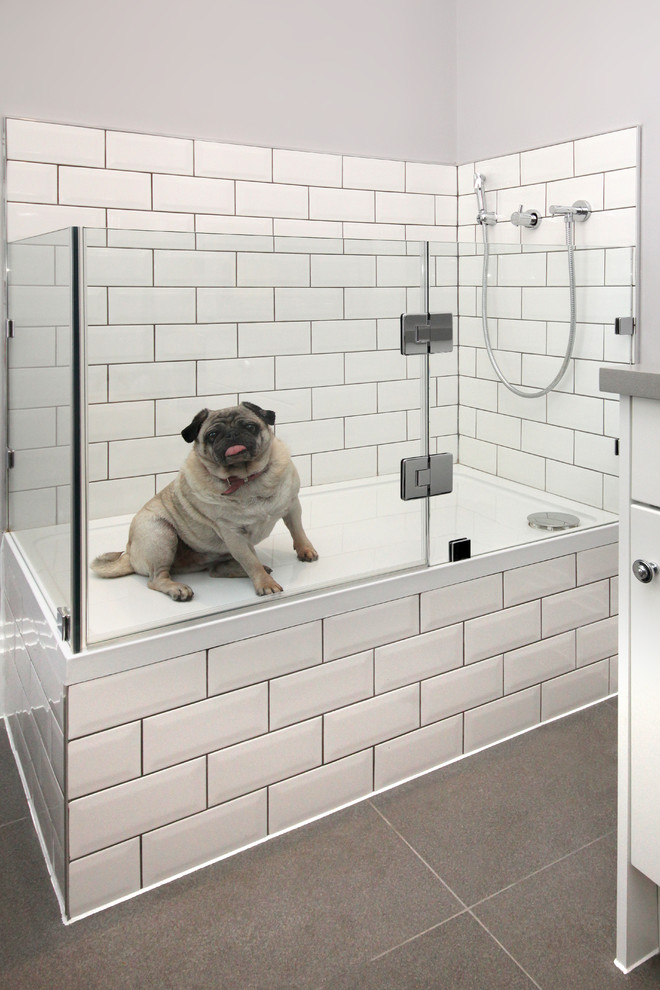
[630,503,660,885]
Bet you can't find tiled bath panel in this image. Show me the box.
[1,534,617,920]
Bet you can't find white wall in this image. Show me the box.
[456,0,659,367]
[0,0,457,165]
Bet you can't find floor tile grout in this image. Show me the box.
[467,828,617,914]
[468,909,545,990]
[0,814,29,831]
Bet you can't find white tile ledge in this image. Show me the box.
[3,517,617,686]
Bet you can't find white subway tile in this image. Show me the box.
[197,287,273,323]
[520,142,573,185]
[152,174,234,214]
[239,320,309,357]
[474,153,520,189]
[574,207,636,248]
[378,378,422,412]
[343,411,405,448]
[237,252,309,287]
[195,140,272,181]
[542,580,610,638]
[548,321,603,361]
[604,168,637,209]
[576,615,618,666]
[208,621,322,694]
[236,181,308,219]
[68,839,140,918]
[435,196,457,225]
[88,325,154,365]
[310,187,374,222]
[541,659,610,720]
[324,684,419,762]
[270,651,373,730]
[69,757,206,858]
[465,601,541,664]
[208,719,322,806]
[108,361,195,402]
[343,221,404,239]
[574,431,618,475]
[276,417,343,455]
[313,383,376,419]
[611,576,619,616]
[376,192,434,226]
[311,319,376,353]
[269,750,372,833]
[344,156,405,191]
[312,447,378,485]
[504,555,575,607]
[344,287,407,320]
[154,394,234,435]
[108,434,187,478]
[274,287,343,322]
[86,247,153,287]
[274,149,341,186]
[154,250,236,287]
[89,477,156,520]
[6,161,58,204]
[547,173,604,212]
[459,376,498,411]
[574,128,638,175]
[107,210,195,233]
[421,573,502,633]
[422,656,503,725]
[7,119,105,166]
[504,631,575,693]
[59,167,150,210]
[547,248,605,287]
[497,252,547,287]
[197,356,274,394]
[7,203,106,242]
[375,623,463,693]
[376,256,420,288]
[197,218,273,238]
[274,219,343,239]
[68,652,206,738]
[545,461,603,508]
[107,131,193,174]
[324,596,419,662]
[547,392,603,434]
[108,286,195,325]
[68,722,141,799]
[577,543,618,585]
[311,255,376,287]
[142,791,267,886]
[374,715,462,790]
[465,687,540,752]
[156,323,237,361]
[406,162,455,195]
[275,352,343,389]
[143,684,268,773]
[475,410,521,449]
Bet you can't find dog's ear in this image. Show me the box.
[181,408,210,443]
[241,401,276,426]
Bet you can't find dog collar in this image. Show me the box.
[220,468,266,495]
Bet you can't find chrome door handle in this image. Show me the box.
[632,559,658,584]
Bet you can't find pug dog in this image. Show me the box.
[91,401,318,600]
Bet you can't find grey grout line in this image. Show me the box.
[468,910,545,990]
[367,908,471,964]
[368,801,469,909]
[467,828,617,914]
[0,814,30,830]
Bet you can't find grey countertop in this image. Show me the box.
[600,367,660,399]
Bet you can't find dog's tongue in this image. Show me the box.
[225,444,247,457]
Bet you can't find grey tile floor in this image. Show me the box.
[2,698,660,989]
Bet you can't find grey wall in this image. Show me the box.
[456,0,658,368]
[0,0,457,164]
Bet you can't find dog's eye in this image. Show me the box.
[205,431,217,443]
[245,422,258,434]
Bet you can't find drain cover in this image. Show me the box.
[527,511,580,531]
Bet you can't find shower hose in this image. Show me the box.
[479,217,576,398]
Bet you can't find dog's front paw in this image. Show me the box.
[168,583,194,601]
[296,544,319,562]
[255,573,283,596]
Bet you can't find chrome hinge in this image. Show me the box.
[401,312,453,355]
[57,607,71,643]
[6,448,14,470]
[401,453,453,500]
[5,319,14,339]
[615,316,635,336]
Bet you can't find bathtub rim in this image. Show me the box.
[2,517,618,687]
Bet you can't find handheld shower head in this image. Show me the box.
[473,172,497,225]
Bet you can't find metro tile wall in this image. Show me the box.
[5,118,459,523]
[58,539,617,918]
[456,126,638,511]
